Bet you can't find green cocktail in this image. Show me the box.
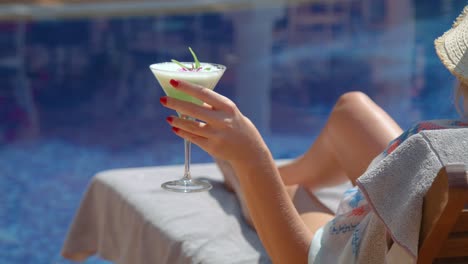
[149,58,226,193]
[150,62,225,105]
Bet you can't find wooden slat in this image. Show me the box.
[438,234,468,258]
[434,257,468,264]
[451,210,468,233]
[418,165,468,264]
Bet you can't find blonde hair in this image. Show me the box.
[455,81,468,116]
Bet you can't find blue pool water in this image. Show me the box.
[0,1,466,263]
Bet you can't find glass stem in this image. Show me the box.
[183,139,192,181]
[182,115,192,181]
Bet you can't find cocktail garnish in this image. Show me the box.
[189,47,200,69]
[171,47,212,72]
[171,59,190,70]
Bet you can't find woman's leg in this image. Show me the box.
[279,91,403,188]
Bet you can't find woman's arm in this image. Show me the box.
[161,79,312,263]
[230,150,312,263]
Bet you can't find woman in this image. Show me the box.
[159,7,468,264]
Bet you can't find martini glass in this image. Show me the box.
[149,62,226,192]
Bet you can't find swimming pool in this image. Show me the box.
[0,0,465,263]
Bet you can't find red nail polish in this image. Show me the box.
[160,96,167,105]
[166,116,173,123]
[170,79,179,87]
[172,127,180,133]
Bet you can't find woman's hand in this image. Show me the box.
[160,79,269,164]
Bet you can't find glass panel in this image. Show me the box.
[0,0,465,262]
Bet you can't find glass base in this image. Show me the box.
[161,178,212,193]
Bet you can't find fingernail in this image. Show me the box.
[160,96,167,105]
[166,116,173,124]
[172,127,179,133]
[170,79,179,88]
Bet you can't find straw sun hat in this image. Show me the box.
[435,6,468,86]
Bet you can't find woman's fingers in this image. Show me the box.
[160,96,221,125]
[167,116,215,138]
[171,126,209,149]
[170,79,232,111]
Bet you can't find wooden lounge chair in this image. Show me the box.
[418,164,468,264]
